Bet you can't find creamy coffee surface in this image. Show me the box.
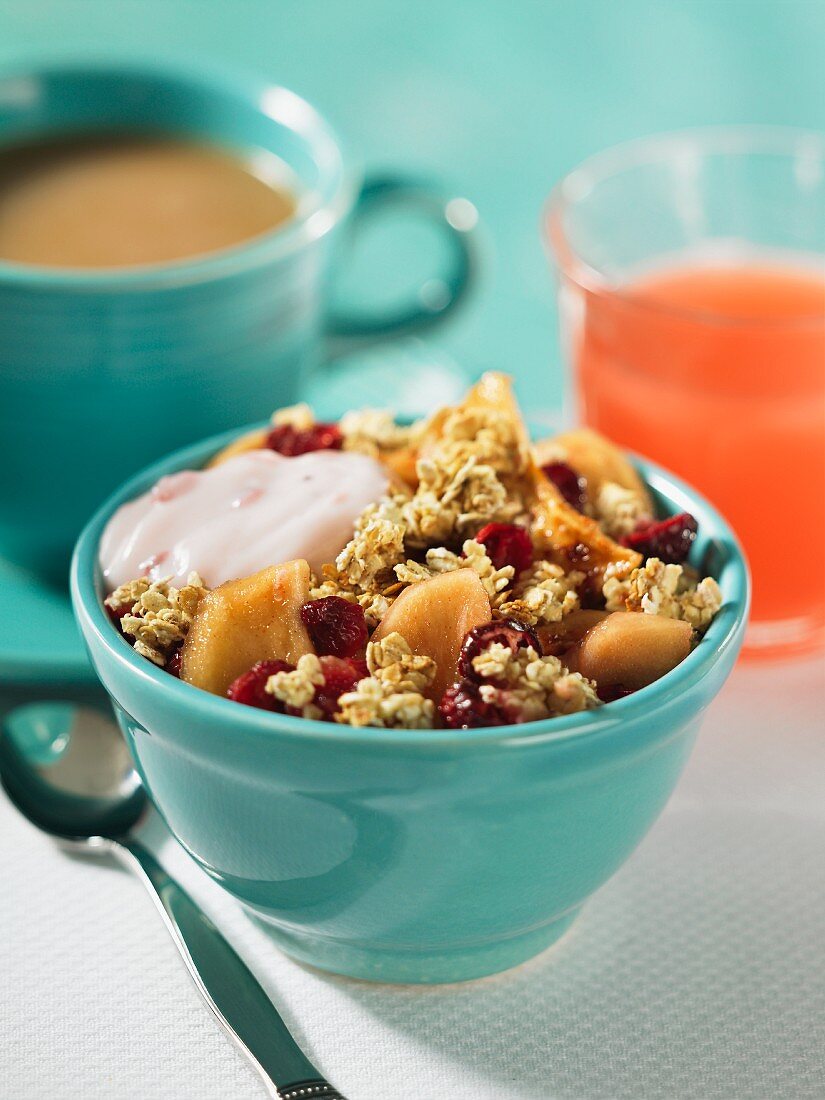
[100,449,390,589]
[0,133,296,268]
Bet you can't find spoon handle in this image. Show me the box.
[116,838,346,1100]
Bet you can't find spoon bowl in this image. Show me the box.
[0,702,145,844]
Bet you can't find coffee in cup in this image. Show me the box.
[0,132,298,269]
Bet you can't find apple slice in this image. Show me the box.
[563,611,692,690]
[181,559,313,696]
[537,609,609,656]
[372,570,491,702]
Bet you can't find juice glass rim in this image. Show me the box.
[544,125,825,329]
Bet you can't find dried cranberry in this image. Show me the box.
[458,619,542,680]
[227,659,294,711]
[542,461,587,512]
[474,522,534,574]
[314,656,369,718]
[621,512,698,564]
[265,422,343,457]
[439,679,514,729]
[165,648,183,678]
[596,683,635,703]
[301,596,368,658]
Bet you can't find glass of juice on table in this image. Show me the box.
[546,128,825,659]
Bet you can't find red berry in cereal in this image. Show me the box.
[300,596,369,658]
[474,522,534,574]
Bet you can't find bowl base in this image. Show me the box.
[255,906,582,984]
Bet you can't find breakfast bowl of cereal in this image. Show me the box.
[71,374,748,983]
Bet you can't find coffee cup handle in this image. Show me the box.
[325,174,477,341]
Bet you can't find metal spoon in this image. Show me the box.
[0,700,345,1100]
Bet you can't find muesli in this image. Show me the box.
[100,374,722,729]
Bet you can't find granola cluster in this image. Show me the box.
[603,557,723,631]
[471,642,600,722]
[402,405,531,547]
[336,632,436,729]
[595,481,652,539]
[311,495,408,626]
[266,654,326,719]
[105,572,206,665]
[495,559,583,626]
[270,403,315,430]
[340,408,418,456]
[395,539,514,601]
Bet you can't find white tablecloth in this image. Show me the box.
[2,654,824,1100]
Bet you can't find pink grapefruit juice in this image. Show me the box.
[569,253,825,657]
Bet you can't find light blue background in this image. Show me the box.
[1,0,823,410]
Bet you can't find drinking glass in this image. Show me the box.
[546,128,825,659]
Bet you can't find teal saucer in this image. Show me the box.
[0,556,94,687]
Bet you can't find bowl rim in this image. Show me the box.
[71,423,750,749]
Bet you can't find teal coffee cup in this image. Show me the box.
[0,60,475,581]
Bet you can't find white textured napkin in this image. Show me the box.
[2,655,824,1100]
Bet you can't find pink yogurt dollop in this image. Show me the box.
[99,449,390,590]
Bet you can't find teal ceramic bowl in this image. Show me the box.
[71,429,749,984]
